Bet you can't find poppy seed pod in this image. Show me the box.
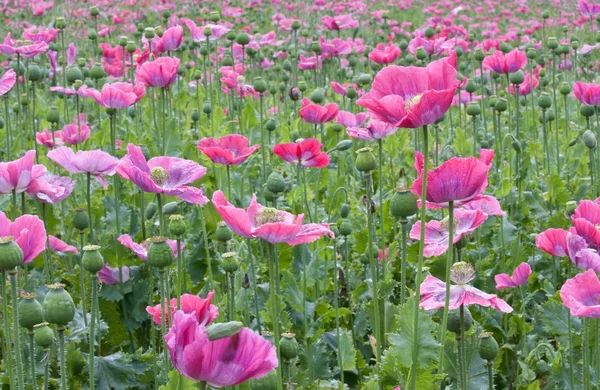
[72,208,90,231]
[90,6,99,17]
[309,88,324,104]
[509,70,524,85]
[581,105,596,118]
[346,86,358,100]
[18,292,44,330]
[355,147,377,172]
[66,66,83,84]
[446,307,473,334]
[82,245,105,273]
[147,237,175,268]
[216,222,233,242]
[390,188,418,218]
[236,33,250,46]
[162,9,171,19]
[33,323,55,348]
[559,82,571,95]
[46,106,60,124]
[221,252,239,273]
[90,63,105,80]
[126,41,137,54]
[266,119,277,132]
[28,63,42,82]
[55,17,67,29]
[203,101,212,115]
[424,26,435,38]
[280,332,299,360]
[416,47,428,60]
[340,203,351,218]
[210,11,220,22]
[0,236,24,271]
[252,77,267,93]
[266,171,286,194]
[474,48,485,62]
[526,48,537,59]
[583,130,597,149]
[339,219,353,236]
[547,37,559,50]
[465,80,478,94]
[169,215,186,237]
[478,332,500,361]
[466,102,481,116]
[144,28,155,39]
[538,93,552,109]
[43,284,76,326]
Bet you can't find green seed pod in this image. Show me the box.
[416,46,428,60]
[509,70,524,85]
[221,56,233,67]
[206,321,243,341]
[82,245,105,273]
[147,237,175,268]
[339,219,353,236]
[145,202,158,220]
[474,48,485,61]
[357,73,372,86]
[355,147,377,172]
[0,236,24,271]
[446,307,473,334]
[55,17,67,29]
[499,42,511,53]
[335,139,353,152]
[33,323,55,348]
[216,222,233,242]
[221,252,239,273]
[210,11,220,22]
[526,48,537,59]
[581,105,596,118]
[547,37,559,50]
[583,130,597,149]
[191,109,200,123]
[495,98,508,112]
[538,93,552,109]
[266,171,286,194]
[346,86,358,100]
[72,208,90,231]
[465,80,478,94]
[478,332,500,361]
[280,332,299,360]
[90,6,99,17]
[65,66,83,84]
[566,200,578,216]
[162,9,171,19]
[309,88,324,104]
[254,77,268,93]
[265,118,277,132]
[340,203,351,218]
[162,201,179,215]
[87,29,98,41]
[46,106,60,124]
[18,292,44,330]
[390,188,418,218]
[144,27,155,40]
[90,63,105,80]
[542,10,550,19]
[169,215,186,237]
[28,63,42,82]
[559,82,571,96]
[236,33,250,46]
[126,41,137,54]
[298,80,307,92]
[202,101,212,115]
[546,109,556,122]
[43,284,76,326]
[466,102,481,116]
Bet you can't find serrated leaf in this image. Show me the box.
[94,352,139,390]
[322,329,356,371]
[388,299,439,369]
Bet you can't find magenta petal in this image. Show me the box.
[536,228,569,257]
[212,191,254,239]
[561,270,600,318]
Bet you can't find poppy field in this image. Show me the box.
[3,0,600,389]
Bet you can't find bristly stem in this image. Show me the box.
[438,200,455,374]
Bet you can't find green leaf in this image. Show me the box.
[322,329,357,371]
[94,352,143,390]
[241,102,258,130]
[159,370,197,390]
[443,336,488,390]
[388,299,439,368]
[537,298,581,338]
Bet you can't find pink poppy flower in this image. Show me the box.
[272,138,330,168]
[579,0,600,16]
[153,26,183,54]
[212,190,334,245]
[197,135,260,166]
[23,26,59,43]
[116,144,208,204]
[369,44,401,65]
[298,55,320,70]
[60,114,91,145]
[165,311,277,387]
[49,85,86,97]
[182,19,230,42]
[459,195,505,216]
[146,292,218,326]
[0,150,46,195]
[536,228,600,272]
[560,270,600,317]
[0,69,16,96]
[336,111,368,129]
[536,228,570,257]
[36,129,63,148]
[34,174,75,204]
[48,236,77,254]
[80,82,145,109]
[322,14,359,31]
[97,265,131,285]
[410,209,487,257]
[508,73,538,96]
[573,82,600,106]
[0,212,47,264]
[347,120,398,140]
[482,50,527,74]
[299,98,338,124]
[356,57,459,128]
[407,35,447,57]
[47,147,118,189]
[330,82,360,97]
[0,33,49,58]
[135,56,180,88]
[412,149,494,208]
[495,263,531,290]
[118,234,181,261]
[572,200,600,247]
[420,262,513,313]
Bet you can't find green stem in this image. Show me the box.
[229,272,236,321]
[158,270,170,369]
[584,317,590,390]
[148,267,158,390]
[200,207,213,289]
[89,276,98,390]
[410,125,429,390]
[267,243,283,390]
[460,304,467,389]
[87,172,95,243]
[29,332,36,390]
[260,94,267,188]
[1,271,14,390]
[79,233,88,328]
[487,362,494,390]
[177,238,182,310]
[247,239,262,333]
[333,239,344,385]
[59,328,67,390]
[439,201,455,373]
[10,271,24,390]
[400,220,408,304]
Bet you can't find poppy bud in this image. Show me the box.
[221,252,239,273]
[162,201,179,215]
[355,147,377,172]
[66,66,83,84]
[90,63,105,80]
[28,63,42,82]
[526,48,537,59]
[82,245,105,273]
[90,6,99,17]
[340,203,351,218]
[478,332,499,361]
[346,86,358,100]
[509,70,524,85]
[43,284,76,326]
[339,219,353,236]
[266,171,286,194]
[203,101,212,115]
[547,37,559,50]
[206,321,243,341]
[169,214,186,237]
[210,11,220,22]
[147,237,175,268]
[162,9,171,19]
[242,273,250,289]
[336,139,353,151]
[291,20,300,30]
[465,80,478,94]
[424,26,435,38]
[266,119,277,132]
[499,42,511,53]
[289,87,300,101]
[145,202,158,220]
[18,292,44,330]
[474,49,485,61]
[390,188,418,218]
[309,88,324,104]
[542,10,550,19]
[216,222,233,242]
[546,109,555,122]
[34,323,55,348]
[72,208,90,231]
[583,130,597,149]
[357,73,372,86]
[298,80,307,92]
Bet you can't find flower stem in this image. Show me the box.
[246,239,262,333]
[177,238,182,310]
[29,331,36,390]
[158,269,170,369]
[410,125,429,390]
[267,243,283,390]
[460,304,467,389]
[87,172,95,243]
[584,317,590,390]
[229,272,236,321]
[1,270,15,390]
[10,271,24,390]
[148,267,158,390]
[79,233,88,327]
[199,207,213,289]
[439,200,455,373]
[332,238,344,385]
[59,328,67,390]
[400,219,408,304]
[89,275,98,390]
[487,362,494,390]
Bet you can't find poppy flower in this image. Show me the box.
[197,135,260,166]
[146,292,218,326]
[356,57,459,128]
[482,50,527,74]
[47,147,119,189]
[212,190,334,245]
[116,144,208,205]
[48,236,77,254]
[299,98,338,124]
[0,33,49,58]
[118,234,181,261]
[80,82,145,109]
[97,265,132,285]
[135,56,180,88]
[368,43,401,65]
[573,82,600,106]
[0,150,46,195]
[561,270,600,317]
[347,120,398,140]
[420,262,513,313]
[0,212,47,264]
[165,310,277,387]
[152,26,183,54]
[0,69,16,96]
[272,138,330,168]
[495,263,532,290]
